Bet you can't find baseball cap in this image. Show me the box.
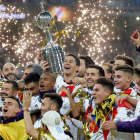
[41,111,64,135]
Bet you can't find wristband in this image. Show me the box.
[23,108,29,112]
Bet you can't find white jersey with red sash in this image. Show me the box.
[90,94,135,140]
[114,87,137,98]
[82,88,94,113]
[55,75,81,114]
[107,101,135,140]
[84,93,95,125]
[54,75,81,140]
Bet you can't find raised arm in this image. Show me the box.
[117,117,140,133]
[131,32,140,52]
[59,87,80,118]
[23,91,43,140]
[102,117,140,133]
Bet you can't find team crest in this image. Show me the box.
[55,118,60,125]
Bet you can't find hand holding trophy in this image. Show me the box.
[34,2,65,75]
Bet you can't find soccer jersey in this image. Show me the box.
[54,75,81,114]
[29,95,42,111]
[54,75,81,139]
[114,87,137,98]
[82,88,94,112]
[43,133,72,140]
[90,99,135,140]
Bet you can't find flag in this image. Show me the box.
[0,119,29,140]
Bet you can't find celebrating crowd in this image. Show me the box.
[0,32,140,140]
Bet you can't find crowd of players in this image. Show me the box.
[0,32,140,140]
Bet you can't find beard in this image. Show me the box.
[4,73,16,80]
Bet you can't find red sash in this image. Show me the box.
[60,85,75,97]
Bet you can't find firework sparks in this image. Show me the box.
[0,2,43,67]
[0,0,136,68]
[60,0,126,64]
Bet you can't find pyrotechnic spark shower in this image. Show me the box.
[60,0,124,64]
[0,0,134,67]
[0,2,43,68]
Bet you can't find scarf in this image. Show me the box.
[119,88,137,98]
[0,120,29,140]
[90,93,117,140]
[92,94,116,126]
[39,89,56,99]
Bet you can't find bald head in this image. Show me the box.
[44,73,56,82]
[2,63,17,80]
